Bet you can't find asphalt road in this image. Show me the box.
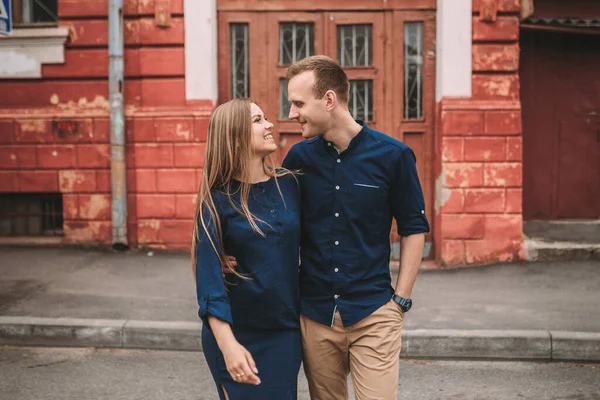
[1,346,599,400]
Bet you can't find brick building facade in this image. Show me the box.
[437,0,524,265]
[1,0,595,266]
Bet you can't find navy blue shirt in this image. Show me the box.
[283,121,430,327]
[195,174,301,331]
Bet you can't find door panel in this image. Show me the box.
[218,8,437,257]
[327,12,386,132]
[557,117,599,218]
[265,13,326,162]
[391,11,436,245]
[521,30,600,219]
[217,12,269,110]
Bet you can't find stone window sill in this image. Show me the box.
[0,26,69,79]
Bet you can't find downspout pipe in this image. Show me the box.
[108,0,128,249]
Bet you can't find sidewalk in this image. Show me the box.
[1,246,599,361]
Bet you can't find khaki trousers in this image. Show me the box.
[300,299,404,400]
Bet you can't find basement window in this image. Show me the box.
[0,193,64,236]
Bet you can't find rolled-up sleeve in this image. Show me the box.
[195,203,233,326]
[391,147,430,236]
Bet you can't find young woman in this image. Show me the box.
[192,98,301,399]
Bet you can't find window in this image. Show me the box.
[230,23,249,98]
[337,24,372,67]
[279,22,314,65]
[11,0,58,26]
[348,80,373,121]
[279,78,290,120]
[404,22,423,119]
[0,193,63,237]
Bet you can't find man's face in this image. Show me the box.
[287,71,329,139]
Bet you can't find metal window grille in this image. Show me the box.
[337,24,373,67]
[348,80,373,121]
[279,22,314,65]
[404,22,424,119]
[279,78,290,120]
[12,0,58,25]
[0,193,63,237]
[230,23,249,99]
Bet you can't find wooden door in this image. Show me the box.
[218,6,436,257]
[521,30,600,219]
[265,12,387,162]
[389,11,436,244]
[217,12,270,113]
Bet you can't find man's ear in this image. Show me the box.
[324,90,338,111]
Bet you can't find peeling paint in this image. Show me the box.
[18,119,46,133]
[68,25,79,42]
[52,95,110,110]
[175,123,191,140]
[80,195,110,220]
[434,169,447,214]
[64,221,110,243]
[138,220,161,243]
[280,137,288,147]
[59,171,86,192]
[482,79,511,97]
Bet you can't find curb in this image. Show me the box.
[1,317,599,362]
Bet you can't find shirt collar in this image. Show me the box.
[321,120,368,154]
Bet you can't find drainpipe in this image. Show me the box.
[108,0,128,249]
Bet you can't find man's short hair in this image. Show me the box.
[286,55,349,104]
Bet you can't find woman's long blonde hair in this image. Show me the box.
[191,98,292,280]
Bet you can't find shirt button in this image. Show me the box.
[334,294,340,299]
[334,268,339,272]
[334,212,339,217]
[334,240,339,246]
[327,142,332,147]
[335,185,340,190]
[270,209,275,214]
[262,188,266,193]
[336,159,341,163]
[421,210,425,214]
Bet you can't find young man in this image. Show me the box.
[282,55,430,400]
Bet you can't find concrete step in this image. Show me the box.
[524,220,600,244]
[525,239,600,262]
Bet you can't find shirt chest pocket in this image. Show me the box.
[347,183,389,234]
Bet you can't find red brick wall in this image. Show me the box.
[0,0,211,249]
[435,0,524,266]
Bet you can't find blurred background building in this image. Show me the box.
[0,0,598,266]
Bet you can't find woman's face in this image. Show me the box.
[250,103,276,157]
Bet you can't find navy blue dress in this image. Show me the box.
[195,174,302,400]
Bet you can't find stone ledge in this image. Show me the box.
[2,317,600,362]
[0,27,69,78]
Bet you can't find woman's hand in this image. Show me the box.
[221,340,261,385]
[207,316,260,385]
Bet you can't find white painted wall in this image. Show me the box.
[436,0,472,101]
[0,27,68,78]
[184,0,218,102]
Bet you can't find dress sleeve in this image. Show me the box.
[195,199,233,326]
[391,147,431,236]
